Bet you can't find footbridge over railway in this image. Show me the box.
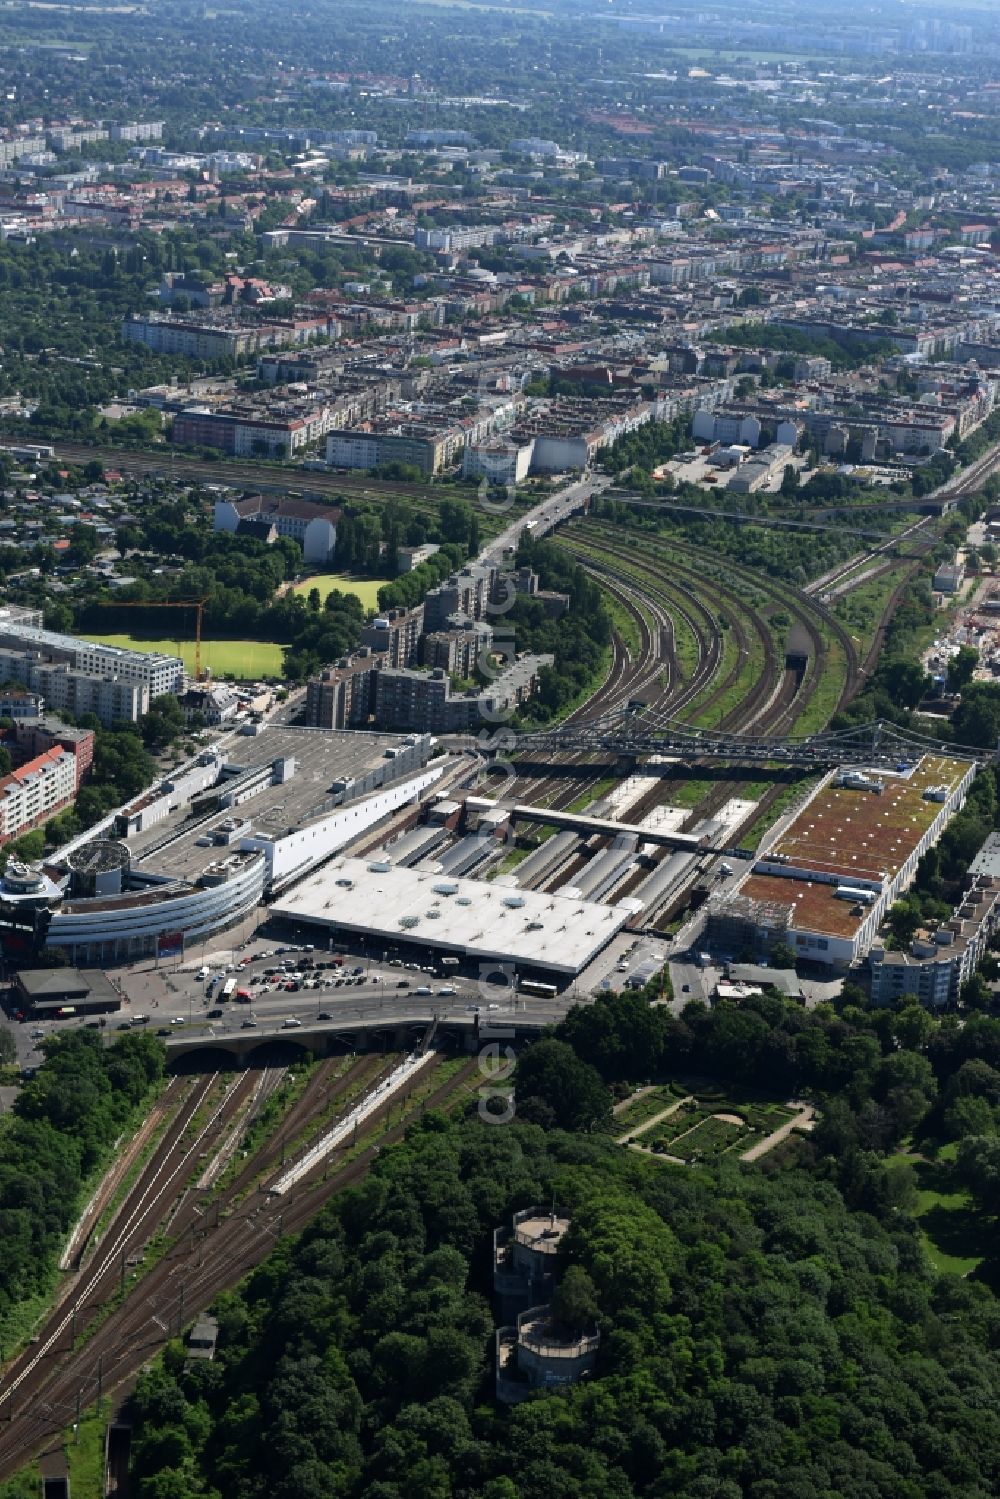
[508,803,709,851]
[163,1011,551,1068]
[514,709,989,770]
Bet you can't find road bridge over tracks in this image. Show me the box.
[163,1009,554,1069]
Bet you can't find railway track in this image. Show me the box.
[46,439,479,510]
[0,1050,479,1479]
[576,521,863,714]
[0,1071,253,1414]
[502,515,878,920]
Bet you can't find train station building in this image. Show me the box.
[270,854,631,979]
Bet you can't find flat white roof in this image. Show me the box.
[271,855,631,975]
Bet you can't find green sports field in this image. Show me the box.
[84,634,285,679]
[293,573,391,610]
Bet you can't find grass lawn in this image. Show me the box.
[293,573,391,610]
[894,1154,988,1277]
[65,1400,111,1499]
[83,634,285,680]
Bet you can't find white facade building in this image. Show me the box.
[462,441,534,485]
[0,747,76,841]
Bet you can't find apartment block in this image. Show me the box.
[374,656,552,734]
[305,656,376,730]
[12,718,95,789]
[121,314,312,363]
[462,441,534,485]
[423,564,498,632]
[359,608,423,668]
[0,617,181,698]
[422,620,494,678]
[30,663,149,727]
[0,746,76,843]
[326,421,465,477]
[870,872,1000,1008]
[415,224,501,253]
[110,121,164,143]
[173,400,338,458]
[0,687,44,720]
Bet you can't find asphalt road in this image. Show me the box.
[482,471,612,564]
[5,922,581,1068]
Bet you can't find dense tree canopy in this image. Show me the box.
[125,1102,1000,1499]
[0,1030,163,1321]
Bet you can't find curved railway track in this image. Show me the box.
[570,520,864,720]
[501,512,880,917]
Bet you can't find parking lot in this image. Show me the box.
[4,918,568,1070]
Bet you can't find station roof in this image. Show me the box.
[270,855,630,975]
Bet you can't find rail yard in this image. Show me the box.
[1,434,998,1487]
[0,1048,483,1481]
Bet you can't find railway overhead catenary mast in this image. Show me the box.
[513,707,989,770]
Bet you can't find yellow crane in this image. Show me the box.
[98,597,210,682]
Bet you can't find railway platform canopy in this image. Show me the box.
[516,709,989,770]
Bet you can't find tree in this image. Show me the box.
[887,898,922,947]
[891,1003,934,1052]
[0,1023,15,1063]
[514,1039,611,1131]
[961,973,993,1012]
[949,645,979,694]
[556,992,668,1081]
[550,1267,599,1334]
[955,1134,1000,1213]
[770,940,797,971]
[139,696,186,753]
[881,658,929,709]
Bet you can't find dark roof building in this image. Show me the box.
[13,966,121,1015]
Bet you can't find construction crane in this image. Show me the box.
[97,597,210,682]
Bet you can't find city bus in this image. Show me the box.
[519,979,558,999]
[221,978,237,1001]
